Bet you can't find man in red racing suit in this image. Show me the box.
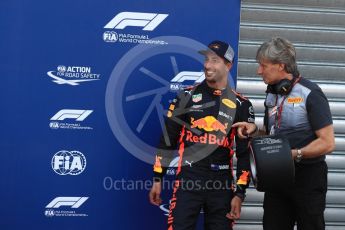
[149,40,255,230]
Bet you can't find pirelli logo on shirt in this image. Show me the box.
[287,97,303,104]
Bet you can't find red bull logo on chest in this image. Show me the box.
[191,116,228,134]
[185,130,230,147]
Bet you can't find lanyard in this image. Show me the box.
[273,76,301,129]
[274,95,287,129]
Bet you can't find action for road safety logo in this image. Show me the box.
[47,65,100,86]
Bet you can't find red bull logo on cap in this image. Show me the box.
[191,116,228,134]
[210,44,220,50]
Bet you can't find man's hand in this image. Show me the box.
[291,124,335,160]
[226,196,243,220]
[291,149,298,160]
[232,122,257,139]
[149,181,162,206]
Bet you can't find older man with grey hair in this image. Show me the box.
[233,37,335,230]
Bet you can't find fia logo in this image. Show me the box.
[103,31,118,42]
[51,150,87,175]
[45,209,55,217]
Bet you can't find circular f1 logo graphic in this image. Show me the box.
[51,150,87,175]
[105,35,236,166]
[105,36,208,165]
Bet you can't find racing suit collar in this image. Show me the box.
[201,80,231,96]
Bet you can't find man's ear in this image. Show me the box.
[278,63,285,72]
[226,62,233,71]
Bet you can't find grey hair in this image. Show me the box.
[256,37,299,77]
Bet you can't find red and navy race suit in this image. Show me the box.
[153,81,255,230]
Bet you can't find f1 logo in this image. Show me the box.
[50,109,93,121]
[46,197,89,208]
[169,72,205,91]
[171,71,205,84]
[104,12,168,31]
